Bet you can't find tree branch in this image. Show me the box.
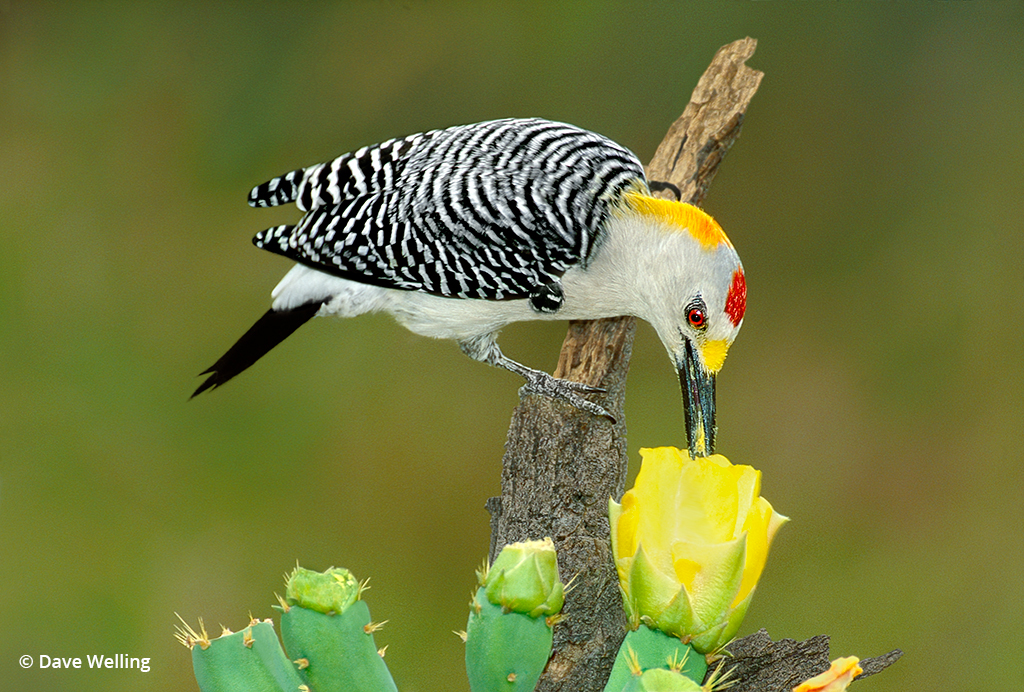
[707,629,902,691]
[486,38,764,692]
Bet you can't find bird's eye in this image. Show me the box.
[687,306,707,330]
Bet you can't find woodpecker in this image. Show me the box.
[194,118,746,457]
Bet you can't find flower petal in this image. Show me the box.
[672,535,745,629]
[651,583,698,639]
[733,496,785,606]
[793,657,862,692]
[625,544,682,622]
[697,586,755,653]
[610,497,636,563]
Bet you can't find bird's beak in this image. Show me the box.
[678,339,716,458]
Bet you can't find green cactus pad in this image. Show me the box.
[604,625,707,692]
[281,599,397,692]
[190,620,305,692]
[464,586,554,692]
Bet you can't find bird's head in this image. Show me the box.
[614,190,746,458]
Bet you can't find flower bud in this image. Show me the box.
[483,538,564,618]
[284,566,360,615]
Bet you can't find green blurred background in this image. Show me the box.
[1,2,1021,690]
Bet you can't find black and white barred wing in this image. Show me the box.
[249,118,646,301]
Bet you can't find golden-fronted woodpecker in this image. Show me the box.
[194,118,746,457]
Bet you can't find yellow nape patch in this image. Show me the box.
[622,192,731,249]
[701,339,730,373]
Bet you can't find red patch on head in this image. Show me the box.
[725,269,746,327]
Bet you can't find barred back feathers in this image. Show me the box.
[249,118,646,301]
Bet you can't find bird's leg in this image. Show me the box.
[504,357,614,420]
[459,334,613,420]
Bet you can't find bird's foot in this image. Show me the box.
[517,368,613,421]
[467,340,615,421]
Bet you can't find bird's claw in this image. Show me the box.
[518,371,614,421]
[490,352,614,421]
[553,379,606,394]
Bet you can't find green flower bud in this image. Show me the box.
[482,538,564,618]
[284,566,360,615]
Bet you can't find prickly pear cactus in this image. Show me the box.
[179,550,570,692]
[178,565,396,692]
[279,566,398,692]
[604,625,708,692]
[463,538,565,692]
[177,618,306,692]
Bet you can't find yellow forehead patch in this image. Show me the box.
[621,191,731,250]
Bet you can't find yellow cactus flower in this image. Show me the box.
[793,657,862,692]
[609,447,787,653]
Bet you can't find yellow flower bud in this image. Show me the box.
[609,447,787,653]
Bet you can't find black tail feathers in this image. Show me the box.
[192,301,324,398]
